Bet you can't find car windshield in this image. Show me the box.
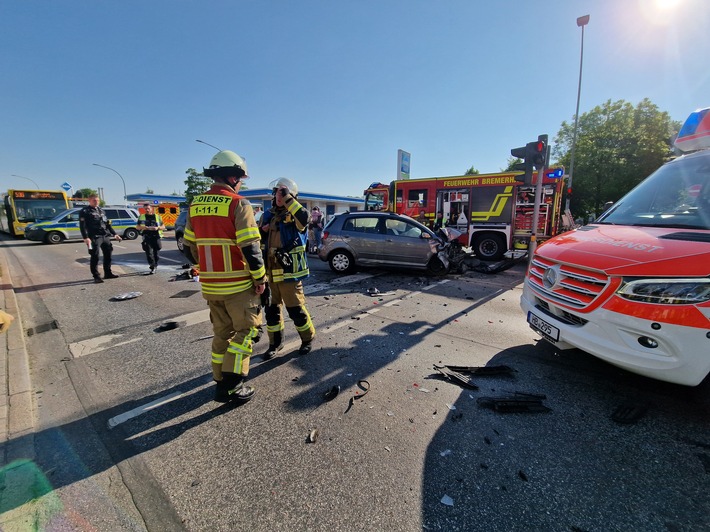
[597,151,710,230]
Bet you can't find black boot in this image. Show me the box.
[214,373,254,404]
[263,331,283,360]
[299,339,314,355]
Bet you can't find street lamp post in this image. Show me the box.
[195,139,222,152]
[92,163,127,206]
[11,174,40,188]
[565,14,590,214]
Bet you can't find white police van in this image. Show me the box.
[24,206,140,244]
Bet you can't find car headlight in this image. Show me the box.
[617,278,710,304]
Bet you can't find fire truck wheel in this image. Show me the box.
[427,256,448,276]
[45,231,65,245]
[472,233,506,261]
[329,250,356,274]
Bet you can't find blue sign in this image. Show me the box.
[61,182,72,191]
[545,169,564,179]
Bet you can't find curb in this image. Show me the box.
[0,248,36,465]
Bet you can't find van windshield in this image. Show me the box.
[597,151,710,230]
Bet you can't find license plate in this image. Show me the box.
[527,311,560,342]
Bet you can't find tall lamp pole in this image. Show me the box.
[92,163,127,206]
[565,14,590,214]
[11,174,41,188]
[195,139,222,152]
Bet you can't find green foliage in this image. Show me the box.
[464,165,480,175]
[553,98,681,218]
[75,187,98,198]
[502,157,522,172]
[146,187,154,194]
[74,187,103,206]
[183,168,211,204]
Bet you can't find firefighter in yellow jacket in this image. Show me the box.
[183,150,266,404]
[260,177,316,359]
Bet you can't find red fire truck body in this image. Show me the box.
[363,172,564,260]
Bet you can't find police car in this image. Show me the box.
[24,206,141,244]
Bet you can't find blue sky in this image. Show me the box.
[2,0,708,204]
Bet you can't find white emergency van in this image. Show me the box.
[521,108,710,386]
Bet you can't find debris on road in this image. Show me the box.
[440,495,454,507]
[306,428,319,443]
[433,365,479,390]
[324,385,340,402]
[366,287,395,297]
[611,401,649,424]
[110,291,142,301]
[157,320,178,332]
[477,392,550,413]
[344,380,370,413]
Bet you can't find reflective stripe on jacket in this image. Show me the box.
[184,185,265,296]
[137,213,164,238]
[262,197,310,283]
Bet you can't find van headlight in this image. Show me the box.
[617,278,710,304]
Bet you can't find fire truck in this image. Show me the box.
[521,107,710,386]
[363,172,564,260]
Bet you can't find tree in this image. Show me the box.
[74,187,105,205]
[183,168,211,204]
[146,187,154,194]
[75,187,97,198]
[553,98,681,218]
[464,165,480,175]
[502,157,523,172]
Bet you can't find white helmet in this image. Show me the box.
[268,177,298,197]
[203,150,249,180]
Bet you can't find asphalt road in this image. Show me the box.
[2,233,709,531]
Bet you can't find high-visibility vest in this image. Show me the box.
[185,185,262,296]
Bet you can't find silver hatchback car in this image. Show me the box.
[317,211,442,274]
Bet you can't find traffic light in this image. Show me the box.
[533,134,548,169]
[511,134,549,185]
[511,143,534,185]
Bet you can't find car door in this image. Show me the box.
[60,210,82,239]
[340,215,385,264]
[380,218,433,268]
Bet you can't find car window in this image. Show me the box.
[343,217,381,233]
[103,209,119,219]
[399,221,423,238]
[116,210,130,218]
[69,212,80,222]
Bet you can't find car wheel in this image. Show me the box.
[124,228,139,240]
[45,231,65,245]
[427,256,448,276]
[473,233,506,260]
[329,250,356,274]
[176,233,184,252]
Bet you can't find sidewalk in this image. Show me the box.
[0,248,35,465]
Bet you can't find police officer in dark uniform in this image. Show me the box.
[79,193,122,283]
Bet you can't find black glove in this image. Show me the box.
[275,248,293,268]
[260,283,272,307]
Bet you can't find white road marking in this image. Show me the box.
[304,272,376,294]
[97,275,451,433]
[69,334,143,357]
[107,391,184,429]
[69,274,444,358]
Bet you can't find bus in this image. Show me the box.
[0,190,71,237]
